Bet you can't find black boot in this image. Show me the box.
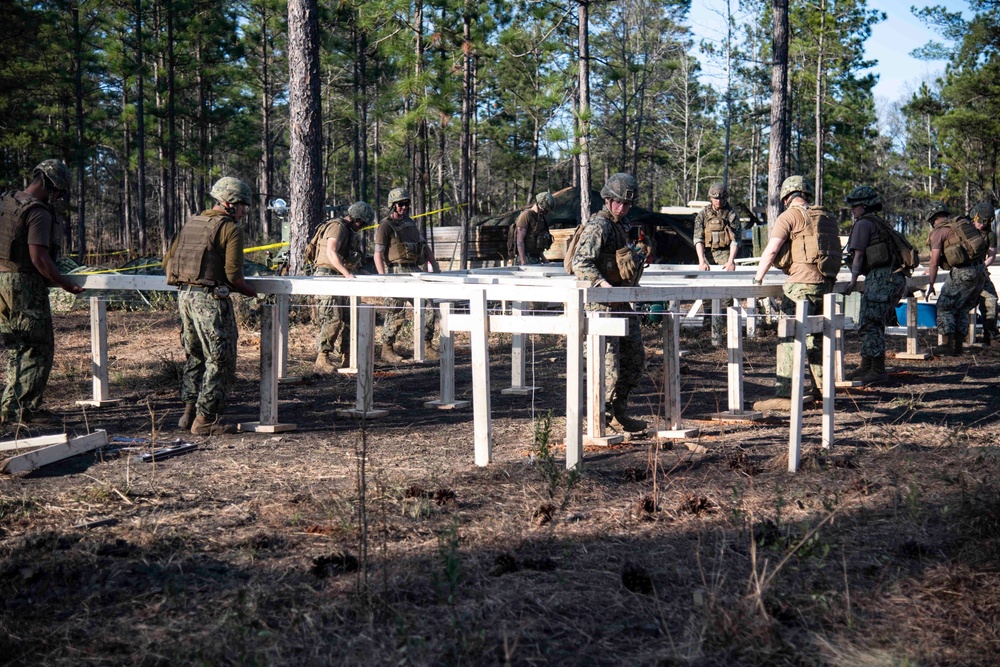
[611,399,647,433]
[954,336,964,356]
[847,356,872,381]
[861,355,889,386]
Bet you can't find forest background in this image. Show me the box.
[1,0,997,268]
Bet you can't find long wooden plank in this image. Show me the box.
[2,430,108,474]
[470,290,492,466]
[822,293,837,449]
[564,291,585,469]
[0,433,68,452]
[446,313,627,337]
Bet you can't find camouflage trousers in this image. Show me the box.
[589,305,646,405]
[775,280,834,398]
[179,290,238,418]
[381,264,439,346]
[314,267,350,356]
[858,266,906,358]
[704,247,736,339]
[0,273,54,420]
[936,262,987,336]
[978,274,998,322]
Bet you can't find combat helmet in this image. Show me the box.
[347,201,375,225]
[925,202,950,225]
[779,175,813,202]
[210,177,252,206]
[32,160,71,193]
[387,187,410,207]
[600,173,638,204]
[971,201,997,226]
[708,182,727,200]
[535,192,555,213]
[845,185,881,210]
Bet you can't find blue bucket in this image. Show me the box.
[895,302,937,328]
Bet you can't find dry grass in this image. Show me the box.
[1,309,999,665]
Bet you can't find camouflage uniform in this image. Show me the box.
[936,263,987,336]
[977,229,997,329]
[0,273,55,420]
[375,213,439,347]
[178,289,238,417]
[572,209,645,406]
[314,266,351,357]
[775,280,835,398]
[165,210,247,419]
[0,189,62,422]
[693,203,743,337]
[857,266,906,358]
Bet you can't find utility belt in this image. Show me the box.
[391,262,419,268]
[179,284,231,299]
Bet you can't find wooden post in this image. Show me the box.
[337,303,389,419]
[425,302,470,409]
[746,297,758,338]
[822,293,837,449]
[502,301,541,395]
[76,296,120,407]
[896,297,931,360]
[276,294,303,383]
[967,306,977,346]
[657,313,698,439]
[565,290,585,470]
[239,302,296,433]
[788,299,809,473]
[584,312,622,446]
[470,290,492,466]
[337,296,361,374]
[413,298,427,363]
[713,306,761,422]
[710,298,722,347]
[833,294,859,388]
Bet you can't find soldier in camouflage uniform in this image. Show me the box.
[314,201,374,371]
[694,182,744,340]
[842,186,908,385]
[0,160,85,425]
[970,202,998,346]
[752,176,837,411]
[164,177,258,435]
[571,173,648,434]
[374,187,440,363]
[925,203,988,356]
[511,192,555,266]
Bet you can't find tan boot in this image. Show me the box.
[178,403,197,430]
[861,355,889,386]
[191,414,236,435]
[423,343,440,361]
[314,351,334,372]
[381,343,403,364]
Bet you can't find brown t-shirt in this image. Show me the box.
[772,205,824,284]
[315,220,351,270]
[928,224,954,252]
[0,196,55,273]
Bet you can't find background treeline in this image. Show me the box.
[0,0,997,262]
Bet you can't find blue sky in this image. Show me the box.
[686,0,968,105]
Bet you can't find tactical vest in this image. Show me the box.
[939,217,988,270]
[593,210,630,286]
[857,214,892,273]
[774,205,842,279]
[0,191,61,272]
[165,213,230,287]
[311,219,363,270]
[703,206,735,250]
[385,217,426,265]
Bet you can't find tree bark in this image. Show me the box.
[287,0,324,274]
[459,0,472,269]
[577,0,591,224]
[813,0,825,206]
[135,0,147,254]
[72,2,86,261]
[767,0,789,228]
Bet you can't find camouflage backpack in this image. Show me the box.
[305,219,337,267]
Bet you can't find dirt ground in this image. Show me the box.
[1,302,999,666]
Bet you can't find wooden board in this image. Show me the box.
[2,430,108,474]
[0,433,68,452]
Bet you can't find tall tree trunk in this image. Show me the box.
[135,0,147,253]
[358,29,369,203]
[414,0,428,235]
[459,0,472,269]
[813,0,825,206]
[166,0,177,241]
[154,1,169,256]
[722,0,733,187]
[72,2,86,261]
[577,0,591,224]
[259,3,273,239]
[287,0,324,274]
[767,0,789,228]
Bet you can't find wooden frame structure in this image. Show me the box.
[63,265,936,472]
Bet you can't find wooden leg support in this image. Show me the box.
[76,297,122,408]
[337,304,389,419]
[657,313,699,439]
[425,303,470,410]
[896,297,931,360]
[712,306,762,422]
[240,302,297,433]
